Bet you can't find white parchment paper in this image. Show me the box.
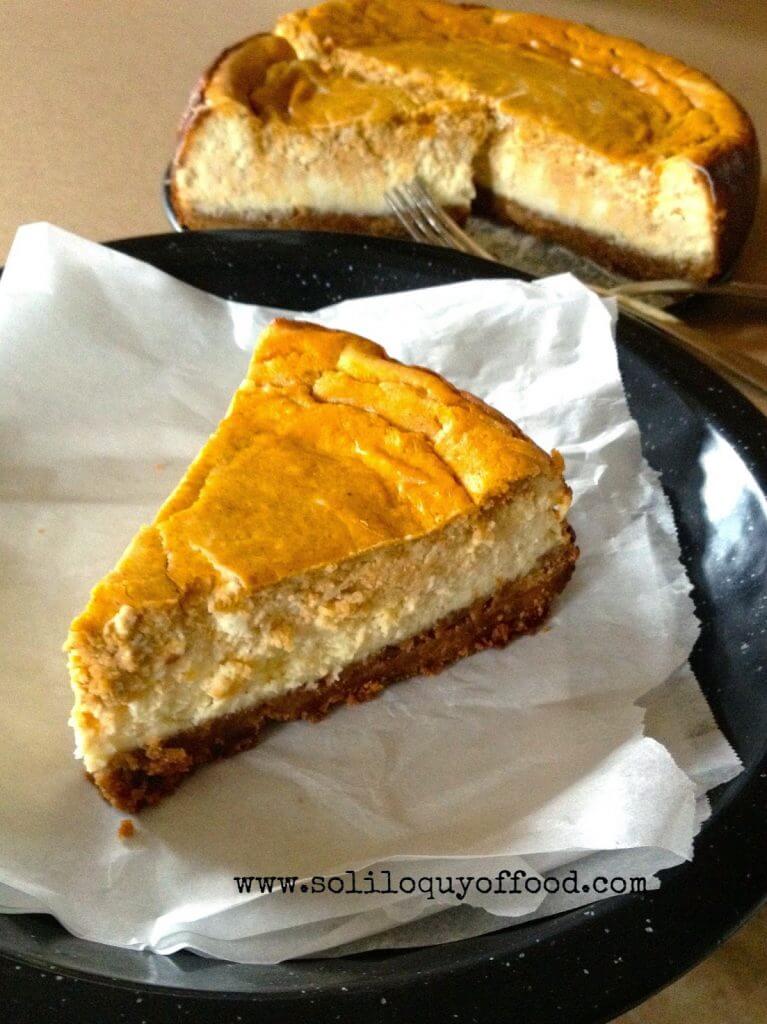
[0,224,741,962]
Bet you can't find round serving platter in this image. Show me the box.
[1,231,765,1024]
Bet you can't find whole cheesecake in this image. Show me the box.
[170,0,759,282]
[66,320,578,811]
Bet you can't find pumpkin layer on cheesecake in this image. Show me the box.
[66,319,577,811]
[170,0,758,282]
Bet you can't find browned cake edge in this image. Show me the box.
[91,532,578,813]
[702,138,761,281]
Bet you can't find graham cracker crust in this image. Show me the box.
[92,536,577,812]
[175,186,745,282]
[175,205,470,236]
[473,187,714,283]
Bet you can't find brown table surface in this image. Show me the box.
[0,2,764,1019]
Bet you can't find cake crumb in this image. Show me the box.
[118,819,135,840]
[154,462,167,472]
[37,528,46,534]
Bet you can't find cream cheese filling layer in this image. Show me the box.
[72,478,569,772]
[479,120,714,269]
[175,110,483,219]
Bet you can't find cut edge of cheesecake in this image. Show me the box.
[274,0,759,282]
[89,538,576,813]
[66,319,578,812]
[170,33,486,235]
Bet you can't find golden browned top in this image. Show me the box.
[249,59,421,127]
[69,320,561,636]
[201,30,483,132]
[201,33,425,129]
[203,34,295,110]
[275,0,754,162]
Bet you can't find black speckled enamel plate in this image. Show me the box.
[1,232,765,1024]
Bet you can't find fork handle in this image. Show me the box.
[617,297,767,397]
[608,278,767,303]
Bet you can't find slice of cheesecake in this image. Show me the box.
[66,320,577,812]
[171,33,487,233]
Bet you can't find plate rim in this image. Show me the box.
[1,229,765,1023]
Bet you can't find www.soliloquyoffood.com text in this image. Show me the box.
[233,869,647,900]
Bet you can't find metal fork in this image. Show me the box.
[385,178,767,397]
[385,177,675,316]
[386,179,497,263]
[386,179,767,303]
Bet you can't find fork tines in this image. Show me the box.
[385,178,493,260]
